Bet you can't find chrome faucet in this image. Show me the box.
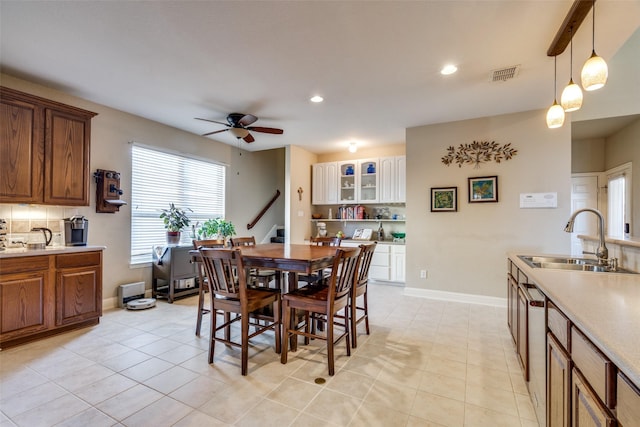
[564,208,609,265]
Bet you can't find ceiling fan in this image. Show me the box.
[195,113,283,143]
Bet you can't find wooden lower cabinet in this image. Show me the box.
[572,368,615,427]
[0,251,102,348]
[617,373,640,427]
[548,332,572,427]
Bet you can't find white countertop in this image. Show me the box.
[508,252,640,387]
[0,245,106,258]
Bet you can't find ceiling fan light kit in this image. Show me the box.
[196,112,283,143]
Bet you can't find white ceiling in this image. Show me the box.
[1,1,639,153]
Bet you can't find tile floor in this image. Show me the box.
[0,283,540,427]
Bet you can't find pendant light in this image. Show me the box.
[547,56,565,129]
[581,0,608,91]
[561,26,583,112]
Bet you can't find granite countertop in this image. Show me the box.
[508,252,640,387]
[0,245,106,258]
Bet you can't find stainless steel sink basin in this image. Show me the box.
[518,255,637,274]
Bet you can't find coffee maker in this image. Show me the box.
[64,215,89,246]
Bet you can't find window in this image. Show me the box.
[131,144,226,264]
[605,162,632,238]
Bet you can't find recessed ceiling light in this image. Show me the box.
[441,65,458,75]
[310,95,324,103]
[348,141,358,153]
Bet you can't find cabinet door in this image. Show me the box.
[338,161,357,203]
[571,368,615,427]
[0,271,52,341]
[369,244,390,280]
[391,245,405,282]
[0,94,45,203]
[44,108,92,205]
[548,332,572,427]
[395,156,406,203]
[357,159,378,203]
[56,266,101,326]
[379,157,395,203]
[508,275,518,343]
[517,285,529,381]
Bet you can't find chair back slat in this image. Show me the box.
[310,236,342,246]
[327,247,360,304]
[230,236,256,247]
[199,248,247,298]
[356,243,377,288]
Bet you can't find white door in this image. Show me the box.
[570,174,599,255]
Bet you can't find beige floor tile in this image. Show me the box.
[171,409,230,427]
[169,375,229,408]
[143,365,200,394]
[463,403,523,427]
[364,379,417,414]
[418,372,466,402]
[53,407,118,427]
[0,381,68,418]
[410,390,465,427]
[137,338,183,356]
[121,396,193,427]
[423,356,467,381]
[304,388,362,425]
[266,377,322,411]
[120,357,174,382]
[74,373,138,406]
[326,369,374,399]
[156,344,205,365]
[430,343,468,364]
[198,384,263,424]
[514,392,538,421]
[290,412,340,427]
[100,349,153,372]
[11,394,90,427]
[0,368,49,400]
[406,415,448,426]
[54,363,115,392]
[375,362,424,389]
[235,398,300,427]
[350,401,409,427]
[119,332,163,349]
[465,364,513,392]
[465,383,519,417]
[341,354,383,379]
[96,383,163,421]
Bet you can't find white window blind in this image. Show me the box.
[131,145,226,264]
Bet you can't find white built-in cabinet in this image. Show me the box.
[312,162,338,205]
[366,243,405,283]
[313,156,405,205]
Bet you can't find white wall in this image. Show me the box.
[1,74,284,306]
[286,145,318,243]
[405,109,571,299]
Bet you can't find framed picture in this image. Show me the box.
[431,187,458,212]
[468,176,498,203]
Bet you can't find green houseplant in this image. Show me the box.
[160,203,192,244]
[198,218,236,244]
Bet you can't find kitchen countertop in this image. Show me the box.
[0,245,106,258]
[341,239,405,245]
[508,252,640,387]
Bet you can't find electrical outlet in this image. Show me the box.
[420,270,427,279]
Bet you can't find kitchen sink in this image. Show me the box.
[518,255,637,274]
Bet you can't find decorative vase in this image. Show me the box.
[166,231,181,245]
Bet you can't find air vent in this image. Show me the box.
[490,65,520,82]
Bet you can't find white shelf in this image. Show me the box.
[311,219,404,222]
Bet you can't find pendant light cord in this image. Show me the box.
[591,0,596,52]
[569,25,574,79]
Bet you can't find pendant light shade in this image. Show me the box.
[547,56,565,129]
[581,0,608,91]
[561,26,583,112]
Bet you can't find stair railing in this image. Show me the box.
[247,189,281,230]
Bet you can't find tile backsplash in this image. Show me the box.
[0,204,81,245]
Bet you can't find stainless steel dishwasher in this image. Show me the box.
[521,283,546,426]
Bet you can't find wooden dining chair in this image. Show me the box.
[192,239,225,336]
[350,242,377,348]
[281,247,360,376]
[300,236,343,286]
[230,236,279,288]
[198,247,281,375]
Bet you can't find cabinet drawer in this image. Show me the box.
[371,252,389,266]
[56,251,101,269]
[547,301,570,351]
[572,368,615,427]
[617,373,640,427]
[369,266,390,281]
[0,256,50,274]
[571,326,616,409]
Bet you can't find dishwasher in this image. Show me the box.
[521,282,547,426]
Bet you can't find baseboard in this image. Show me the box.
[403,287,507,308]
[103,290,153,310]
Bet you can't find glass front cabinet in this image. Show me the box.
[357,158,379,203]
[338,161,357,203]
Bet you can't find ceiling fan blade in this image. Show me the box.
[202,129,229,137]
[243,133,255,143]
[247,126,284,135]
[195,117,230,127]
[239,114,258,126]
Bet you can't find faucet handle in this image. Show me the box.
[607,258,618,271]
[582,250,596,256]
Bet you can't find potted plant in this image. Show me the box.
[198,218,236,244]
[160,203,192,244]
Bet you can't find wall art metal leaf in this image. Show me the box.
[441,141,518,168]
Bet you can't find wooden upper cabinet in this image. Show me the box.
[0,86,96,206]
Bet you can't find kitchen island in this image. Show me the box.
[0,246,105,349]
[508,252,640,426]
